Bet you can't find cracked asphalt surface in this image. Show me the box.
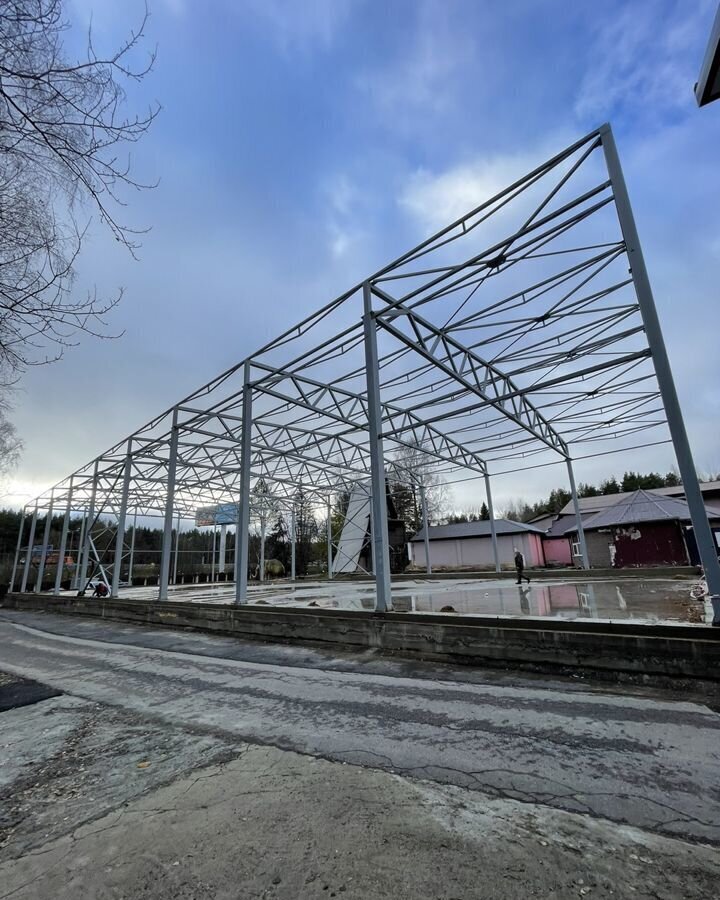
[1,609,719,846]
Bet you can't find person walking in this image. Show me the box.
[514,547,530,584]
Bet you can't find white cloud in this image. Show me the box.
[398,136,573,235]
[329,223,353,259]
[321,174,367,260]
[238,0,358,52]
[355,1,476,131]
[400,157,525,234]
[326,173,358,218]
[574,0,714,121]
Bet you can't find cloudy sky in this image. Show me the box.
[5,0,720,515]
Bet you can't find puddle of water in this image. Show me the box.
[392,580,708,624]
[120,576,709,625]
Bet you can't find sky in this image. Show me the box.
[4,0,720,516]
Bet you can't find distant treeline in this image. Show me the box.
[445,469,700,525]
[0,509,322,579]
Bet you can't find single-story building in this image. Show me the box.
[564,489,720,568]
[409,519,545,570]
[533,514,574,566]
[555,479,720,518]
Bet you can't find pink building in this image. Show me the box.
[529,514,573,566]
[409,519,546,570]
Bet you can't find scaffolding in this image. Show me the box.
[10,124,720,623]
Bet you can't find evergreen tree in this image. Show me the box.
[293,485,318,576]
[621,471,640,491]
[389,481,421,534]
[578,482,599,498]
[266,515,290,569]
[547,488,571,513]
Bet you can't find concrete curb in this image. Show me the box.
[4,592,719,684]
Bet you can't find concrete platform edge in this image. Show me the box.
[3,592,719,684]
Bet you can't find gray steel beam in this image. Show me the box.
[600,123,720,623]
[211,525,217,583]
[72,513,86,591]
[111,442,132,598]
[173,514,181,584]
[567,457,589,569]
[291,507,296,581]
[20,505,38,593]
[260,516,266,583]
[419,483,431,575]
[484,474,501,574]
[363,282,392,612]
[327,497,333,580]
[35,494,54,593]
[128,511,137,584]
[235,362,253,604]
[159,411,180,601]
[54,480,73,596]
[252,365,488,474]
[219,523,227,574]
[9,508,26,593]
[372,285,568,457]
[79,461,99,594]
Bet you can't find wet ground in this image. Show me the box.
[95,575,711,625]
[2,612,719,897]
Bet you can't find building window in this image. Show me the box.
[572,540,581,558]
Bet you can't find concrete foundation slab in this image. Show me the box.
[83,575,711,625]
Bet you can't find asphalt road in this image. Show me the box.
[1,608,719,845]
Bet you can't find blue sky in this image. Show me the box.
[6,0,720,513]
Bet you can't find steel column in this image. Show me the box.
[419,483,432,574]
[601,123,720,623]
[235,361,252,604]
[79,461,99,593]
[128,512,137,584]
[9,508,26,593]
[291,507,296,581]
[211,525,217,582]
[20,505,38,593]
[159,410,180,601]
[259,516,266,583]
[219,523,227,574]
[111,443,132,598]
[72,513,86,590]
[363,282,392,612]
[54,480,73,595]
[173,514,181,584]
[567,457,589,568]
[35,494,54,592]
[484,474,501,574]
[327,497,333,580]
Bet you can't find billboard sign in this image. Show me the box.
[195,503,238,527]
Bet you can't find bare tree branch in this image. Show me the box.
[0,0,158,377]
[0,403,22,480]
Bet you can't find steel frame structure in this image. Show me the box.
[11,124,720,623]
